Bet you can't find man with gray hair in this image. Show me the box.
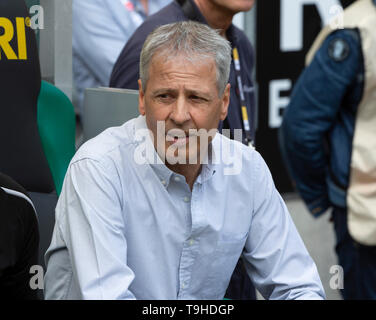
[44,21,325,300]
[110,0,258,300]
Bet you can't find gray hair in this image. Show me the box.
[140,21,232,95]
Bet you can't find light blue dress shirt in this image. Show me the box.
[73,0,171,114]
[44,115,325,300]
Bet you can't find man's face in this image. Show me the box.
[209,0,255,14]
[138,53,230,165]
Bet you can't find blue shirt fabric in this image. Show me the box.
[279,29,364,216]
[109,0,256,145]
[44,115,325,300]
[73,0,171,114]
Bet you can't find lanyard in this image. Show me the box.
[177,0,254,146]
[232,47,254,147]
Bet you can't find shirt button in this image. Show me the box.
[189,239,194,246]
[161,180,166,186]
[174,176,180,182]
[183,196,190,203]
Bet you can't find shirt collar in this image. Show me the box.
[195,140,217,185]
[186,0,208,24]
[184,0,238,45]
[133,115,217,186]
[226,24,239,45]
[150,160,174,188]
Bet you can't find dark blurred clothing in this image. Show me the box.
[0,173,39,300]
[332,207,376,299]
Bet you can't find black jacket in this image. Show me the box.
[0,173,39,300]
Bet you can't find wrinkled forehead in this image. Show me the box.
[148,50,218,85]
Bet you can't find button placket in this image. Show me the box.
[190,183,205,235]
[177,181,199,298]
[177,239,198,298]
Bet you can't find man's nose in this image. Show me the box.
[170,96,191,125]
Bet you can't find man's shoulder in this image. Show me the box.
[130,1,185,43]
[310,28,363,77]
[0,173,28,198]
[110,1,185,88]
[212,134,270,196]
[0,174,37,233]
[230,25,254,68]
[232,25,254,61]
[213,133,261,170]
[72,118,139,166]
[232,25,253,50]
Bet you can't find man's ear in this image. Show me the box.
[220,83,230,121]
[138,79,146,116]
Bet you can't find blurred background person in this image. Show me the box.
[73,0,171,117]
[280,0,376,300]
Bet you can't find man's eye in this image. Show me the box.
[155,94,172,102]
[157,94,171,99]
[190,95,205,102]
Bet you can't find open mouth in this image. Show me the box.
[169,135,190,146]
[166,129,198,147]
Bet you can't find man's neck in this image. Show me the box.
[166,163,202,191]
[193,0,233,38]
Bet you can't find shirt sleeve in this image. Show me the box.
[56,158,136,299]
[242,152,326,300]
[279,29,362,216]
[73,0,141,86]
